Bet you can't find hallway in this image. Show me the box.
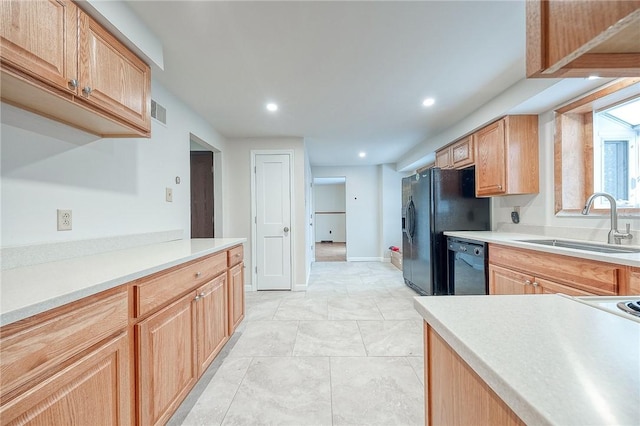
[170,261,424,425]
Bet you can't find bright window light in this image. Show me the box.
[266,103,278,112]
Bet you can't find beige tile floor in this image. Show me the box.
[169,261,425,426]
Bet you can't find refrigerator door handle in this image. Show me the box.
[407,199,416,242]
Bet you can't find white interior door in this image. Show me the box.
[255,153,292,290]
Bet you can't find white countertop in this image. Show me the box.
[0,238,246,326]
[414,294,640,425]
[445,230,640,267]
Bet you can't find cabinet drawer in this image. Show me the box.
[134,252,226,318]
[0,288,127,401]
[490,245,619,295]
[228,245,243,267]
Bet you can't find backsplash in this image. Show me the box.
[1,230,183,270]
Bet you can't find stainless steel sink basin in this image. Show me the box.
[517,239,640,254]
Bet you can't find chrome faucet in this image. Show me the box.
[582,192,633,245]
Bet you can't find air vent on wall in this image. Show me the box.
[150,99,167,125]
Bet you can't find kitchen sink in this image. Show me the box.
[517,239,640,254]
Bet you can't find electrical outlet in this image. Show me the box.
[166,187,173,202]
[57,209,72,231]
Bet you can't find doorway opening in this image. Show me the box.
[313,177,347,262]
[190,133,221,238]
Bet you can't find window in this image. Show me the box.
[593,97,640,208]
[554,78,640,214]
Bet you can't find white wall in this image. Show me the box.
[0,79,227,247]
[312,165,403,261]
[490,110,640,241]
[380,164,407,258]
[314,184,346,211]
[222,138,308,289]
[314,183,346,242]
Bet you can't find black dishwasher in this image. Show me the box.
[447,237,488,295]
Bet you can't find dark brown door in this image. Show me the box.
[190,152,214,238]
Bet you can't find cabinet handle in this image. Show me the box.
[195,272,202,278]
[68,79,78,89]
[82,86,92,97]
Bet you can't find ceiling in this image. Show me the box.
[125,1,528,167]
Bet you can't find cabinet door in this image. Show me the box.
[435,148,452,169]
[489,264,533,295]
[0,332,130,426]
[629,268,640,295]
[475,119,506,196]
[78,11,150,132]
[137,292,197,426]
[451,137,474,169]
[0,0,78,94]
[534,277,597,296]
[196,273,228,376]
[228,262,245,334]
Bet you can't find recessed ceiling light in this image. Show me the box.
[359,152,366,158]
[422,98,435,107]
[266,103,278,112]
[587,75,601,80]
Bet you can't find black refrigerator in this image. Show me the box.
[401,167,490,295]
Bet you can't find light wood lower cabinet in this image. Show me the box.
[424,323,524,425]
[228,262,245,334]
[0,288,130,426]
[0,245,244,426]
[629,268,640,294]
[1,332,130,426]
[489,264,597,296]
[136,274,229,426]
[196,274,229,376]
[489,244,619,295]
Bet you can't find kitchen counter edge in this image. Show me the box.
[444,231,640,267]
[0,238,246,327]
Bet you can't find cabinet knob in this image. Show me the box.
[525,280,531,285]
[532,281,539,287]
[82,86,92,96]
[498,185,503,190]
[199,292,205,298]
[68,79,78,89]
[195,272,202,278]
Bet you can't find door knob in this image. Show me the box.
[284,227,290,232]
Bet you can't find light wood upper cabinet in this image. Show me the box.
[0,0,78,94]
[435,148,452,169]
[475,115,539,197]
[78,11,150,132]
[527,0,640,78]
[435,136,475,170]
[0,0,151,137]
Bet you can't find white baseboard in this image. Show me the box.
[292,283,307,292]
[346,257,383,262]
